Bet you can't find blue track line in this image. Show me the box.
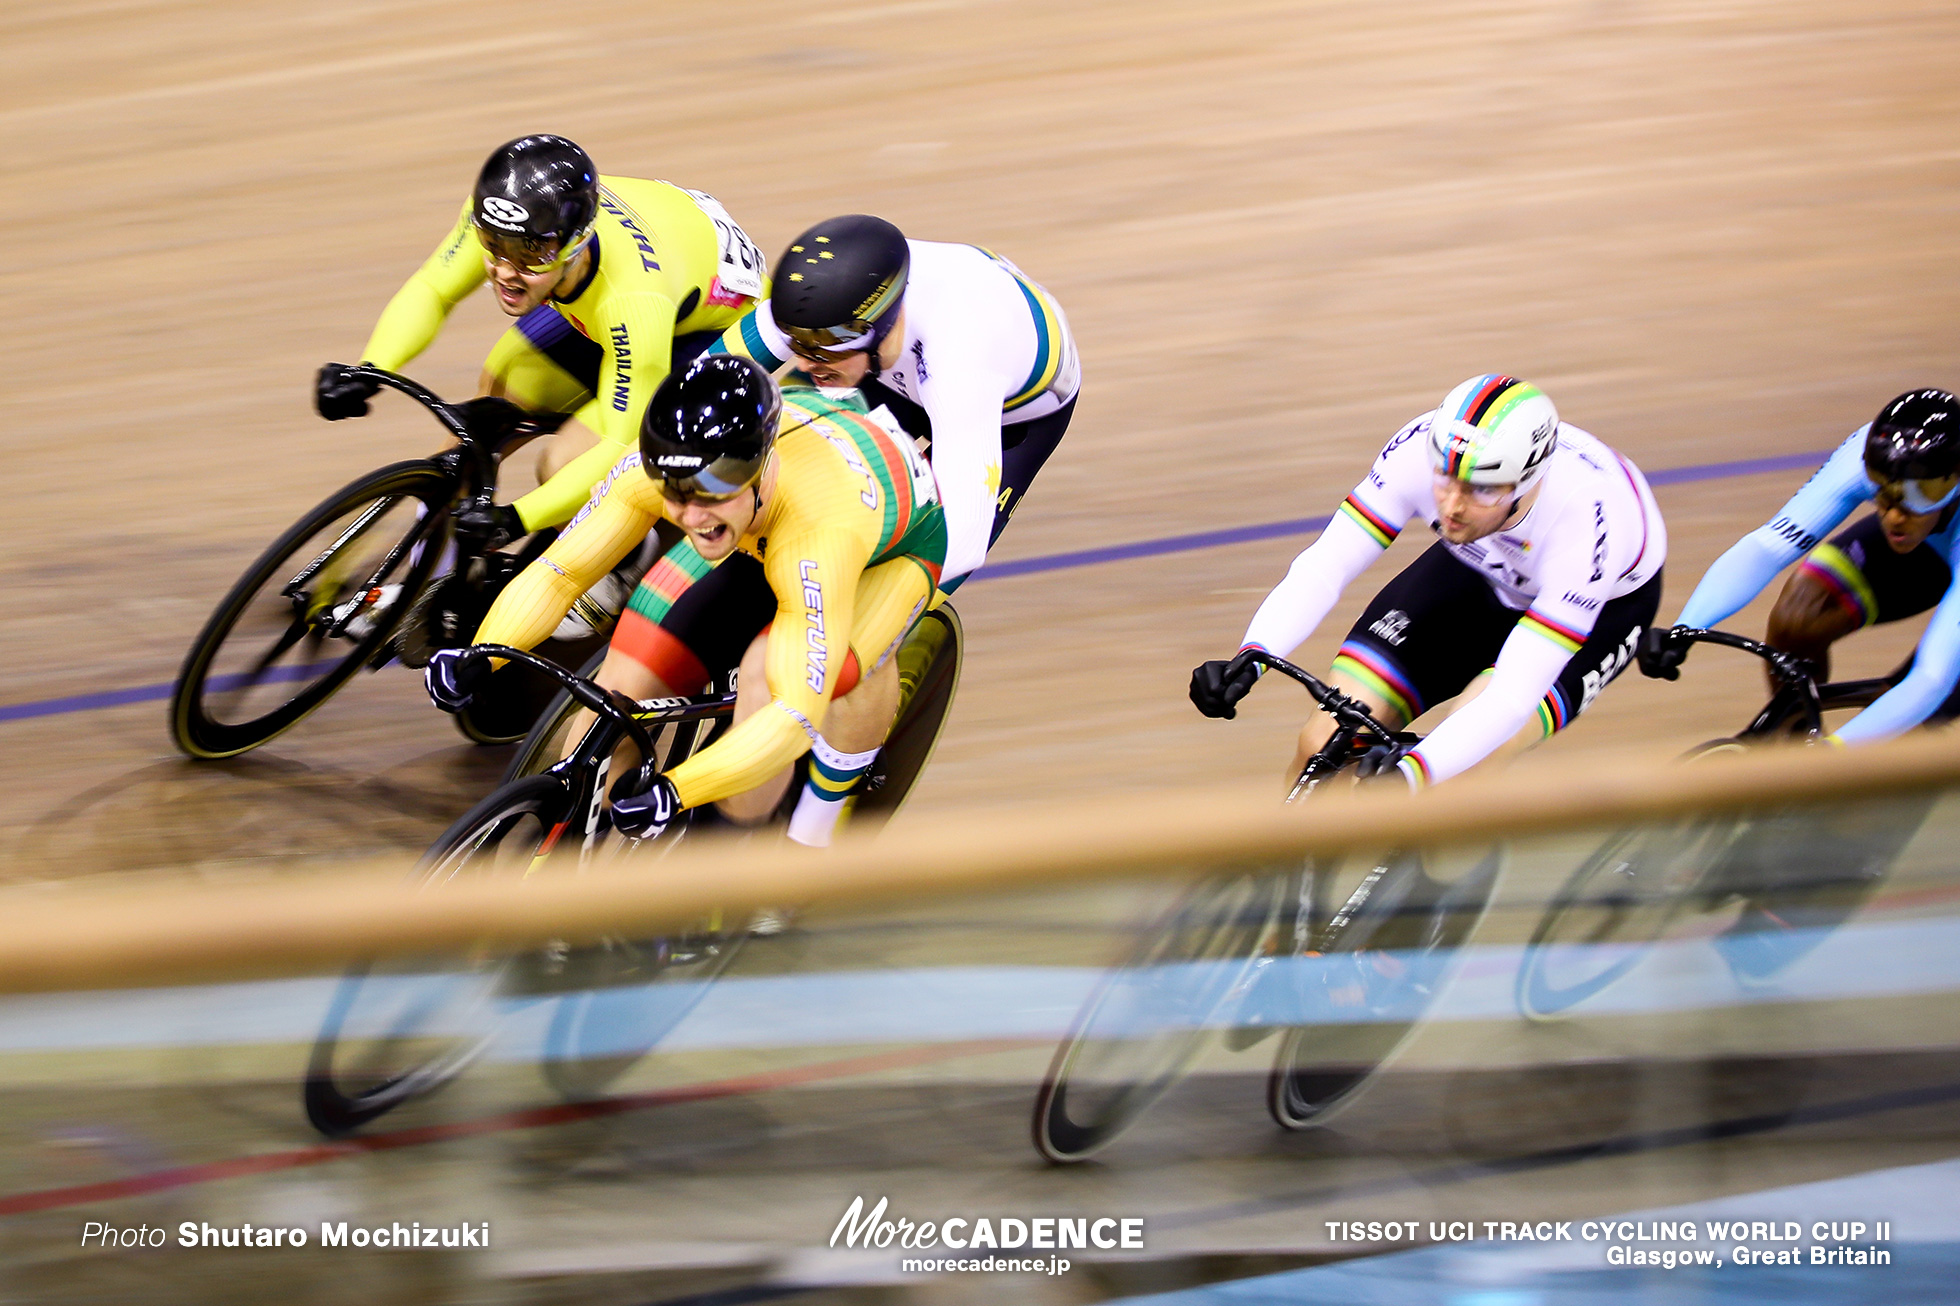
[0,659,342,726]
[0,449,1827,728]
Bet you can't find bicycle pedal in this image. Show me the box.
[331,583,405,641]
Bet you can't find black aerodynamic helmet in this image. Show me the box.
[470,135,599,271]
[1865,388,1960,513]
[639,355,783,502]
[770,214,910,354]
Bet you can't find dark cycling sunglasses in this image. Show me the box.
[783,321,878,360]
[473,222,584,275]
[650,453,770,505]
[1870,473,1960,516]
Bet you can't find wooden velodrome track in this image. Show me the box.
[1,1,1958,1301]
[5,0,1958,878]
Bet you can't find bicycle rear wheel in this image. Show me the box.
[172,461,453,759]
[303,774,567,1138]
[856,604,964,824]
[1033,872,1286,1163]
[1513,740,1745,1020]
[1268,847,1500,1129]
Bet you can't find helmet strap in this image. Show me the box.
[1501,483,1539,529]
[749,448,777,518]
[861,301,905,380]
[863,324,888,380]
[550,236,599,301]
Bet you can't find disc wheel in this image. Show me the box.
[1513,740,1746,1021]
[856,604,964,826]
[1268,848,1500,1129]
[1033,872,1286,1163]
[171,461,453,759]
[303,775,568,1138]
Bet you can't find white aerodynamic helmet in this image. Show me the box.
[1427,375,1560,493]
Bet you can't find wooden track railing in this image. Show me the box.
[2,729,1957,995]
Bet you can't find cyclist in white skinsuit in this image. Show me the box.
[711,215,1079,590]
[1191,375,1667,788]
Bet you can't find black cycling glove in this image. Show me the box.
[1189,655,1261,719]
[454,503,526,551]
[611,771,682,841]
[1355,739,1416,781]
[1636,625,1688,681]
[424,647,489,713]
[315,362,381,421]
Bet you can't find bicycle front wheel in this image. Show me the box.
[537,913,748,1102]
[501,647,613,783]
[171,461,453,759]
[500,684,748,1100]
[1033,872,1286,1163]
[303,774,568,1138]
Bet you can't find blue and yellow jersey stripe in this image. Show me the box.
[735,311,788,370]
[971,246,1066,412]
[706,305,792,371]
[807,748,865,799]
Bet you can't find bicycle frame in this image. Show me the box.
[269,371,567,645]
[336,372,571,652]
[1226,649,1425,966]
[1234,650,1406,802]
[1663,626,1898,739]
[466,644,737,861]
[343,367,569,499]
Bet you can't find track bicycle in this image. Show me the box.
[1514,626,1924,1020]
[304,606,964,1137]
[1032,650,1501,1163]
[169,367,598,760]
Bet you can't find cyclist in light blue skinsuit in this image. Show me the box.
[1639,388,1960,742]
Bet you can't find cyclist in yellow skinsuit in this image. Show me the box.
[425,356,947,848]
[315,135,767,540]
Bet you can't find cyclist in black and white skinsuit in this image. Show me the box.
[710,214,1079,590]
[1190,375,1667,788]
